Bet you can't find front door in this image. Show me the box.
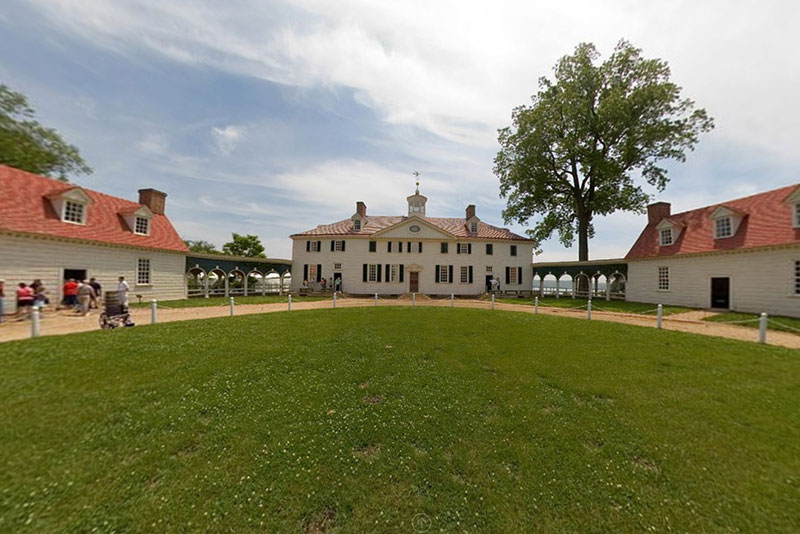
[710,277,730,309]
[409,271,419,293]
[333,272,342,291]
[485,274,493,292]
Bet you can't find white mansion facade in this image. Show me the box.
[290,187,533,295]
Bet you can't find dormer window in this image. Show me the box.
[659,228,673,246]
[794,202,800,228]
[354,219,361,231]
[470,222,478,233]
[134,216,150,235]
[63,200,86,224]
[715,216,733,239]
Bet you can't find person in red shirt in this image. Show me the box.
[63,279,79,309]
[16,283,34,318]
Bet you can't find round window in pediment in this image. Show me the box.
[409,225,421,233]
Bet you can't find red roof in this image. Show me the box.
[0,164,189,253]
[292,215,529,241]
[625,184,800,259]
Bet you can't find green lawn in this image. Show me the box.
[1,308,798,533]
[129,294,329,309]
[490,296,692,315]
[704,311,800,334]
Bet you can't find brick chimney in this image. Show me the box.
[647,202,671,224]
[138,188,167,215]
[356,201,367,217]
[465,204,476,220]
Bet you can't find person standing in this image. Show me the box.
[16,282,34,319]
[117,276,130,309]
[77,280,95,316]
[0,279,5,325]
[89,277,102,308]
[334,277,341,292]
[33,280,48,309]
[63,278,79,309]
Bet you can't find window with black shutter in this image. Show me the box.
[399,264,404,282]
[363,264,368,282]
[304,264,309,281]
[369,241,377,252]
[435,264,440,283]
[441,242,448,253]
[418,242,423,253]
[486,243,493,255]
[385,264,390,282]
[510,245,517,256]
[388,241,392,252]
[317,264,322,283]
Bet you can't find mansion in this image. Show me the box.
[290,186,533,295]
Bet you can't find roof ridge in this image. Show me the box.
[664,184,798,220]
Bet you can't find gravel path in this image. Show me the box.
[1,297,797,349]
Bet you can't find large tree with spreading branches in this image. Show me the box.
[494,40,713,261]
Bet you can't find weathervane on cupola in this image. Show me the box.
[407,171,427,217]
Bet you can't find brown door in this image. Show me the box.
[409,271,419,293]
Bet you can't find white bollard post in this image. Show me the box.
[491,294,495,310]
[31,306,41,338]
[534,296,539,315]
[412,293,416,306]
[150,299,158,324]
[758,312,768,344]
[288,294,292,311]
[450,293,454,307]
[374,293,378,307]
[229,296,235,317]
[656,304,663,329]
[333,292,337,308]
[587,299,592,320]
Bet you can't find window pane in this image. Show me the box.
[658,266,669,291]
[64,201,84,223]
[137,258,151,285]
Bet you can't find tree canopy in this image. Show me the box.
[0,84,92,180]
[183,240,220,254]
[494,40,713,260]
[222,233,266,258]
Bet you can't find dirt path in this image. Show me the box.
[1,298,798,350]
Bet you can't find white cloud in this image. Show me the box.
[210,125,245,155]
[136,133,167,155]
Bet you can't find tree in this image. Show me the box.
[494,40,713,261]
[183,240,219,254]
[222,233,266,258]
[0,84,92,180]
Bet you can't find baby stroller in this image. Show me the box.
[99,290,134,329]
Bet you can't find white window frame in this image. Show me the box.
[308,264,318,281]
[354,219,362,231]
[486,266,493,273]
[457,243,470,254]
[134,216,150,235]
[309,241,320,252]
[508,267,518,285]
[658,266,670,291]
[334,240,344,251]
[368,264,377,282]
[660,228,673,246]
[63,200,86,225]
[334,263,342,270]
[794,203,800,228]
[714,217,733,239]
[136,258,151,286]
[460,266,469,283]
[391,265,398,282]
[470,222,478,233]
[439,265,449,283]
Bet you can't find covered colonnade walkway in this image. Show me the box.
[185,253,293,298]
[532,259,628,300]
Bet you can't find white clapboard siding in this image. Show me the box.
[627,246,800,318]
[291,235,532,295]
[0,233,186,313]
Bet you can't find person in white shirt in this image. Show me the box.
[117,276,130,308]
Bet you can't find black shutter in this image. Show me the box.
[303,264,308,281]
[456,244,460,254]
[435,265,440,283]
[341,240,346,251]
[418,242,422,253]
[468,243,472,254]
[448,265,453,284]
[388,241,392,252]
[377,264,382,282]
[517,267,522,285]
[505,266,510,284]
[399,264,404,282]
[369,241,376,252]
[306,241,310,252]
[469,265,473,284]
[331,240,335,251]
[317,241,321,252]
[317,265,322,283]
[363,264,368,282]
[441,242,447,253]
[407,242,411,253]
[385,264,390,282]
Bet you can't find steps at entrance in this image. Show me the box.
[397,293,432,301]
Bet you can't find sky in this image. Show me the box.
[1,0,798,260]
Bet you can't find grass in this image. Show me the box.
[129,294,329,309]
[704,311,800,334]
[1,308,798,533]
[490,296,693,315]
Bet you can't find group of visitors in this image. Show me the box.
[0,276,131,324]
[489,276,502,293]
[301,277,342,292]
